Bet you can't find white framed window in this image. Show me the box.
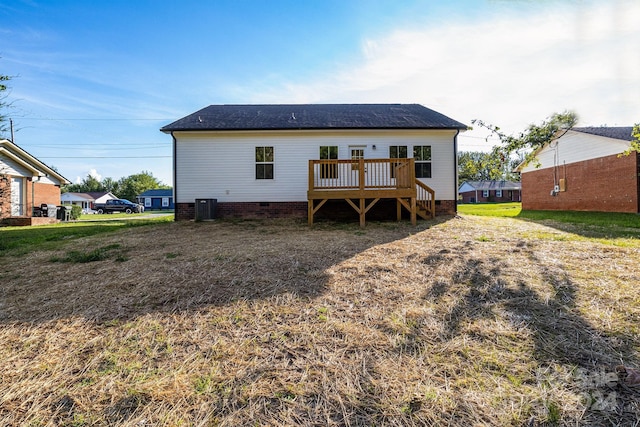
[496,190,502,198]
[413,146,432,178]
[162,197,169,207]
[390,145,408,178]
[144,198,152,207]
[320,146,338,179]
[482,190,489,198]
[255,146,274,179]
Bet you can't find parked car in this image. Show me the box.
[93,199,144,214]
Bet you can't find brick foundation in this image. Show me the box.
[522,153,639,213]
[436,200,457,216]
[218,202,308,219]
[3,217,59,226]
[176,199,456,221]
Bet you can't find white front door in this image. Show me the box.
[10,177,24,216]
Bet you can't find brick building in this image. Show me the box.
[517,127,639,213]
[1,139,70,225]
[458,180,521,203]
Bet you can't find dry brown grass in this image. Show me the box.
[1,215,639,426]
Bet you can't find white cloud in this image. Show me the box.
[249,1,639,150]
[88,168,102,181]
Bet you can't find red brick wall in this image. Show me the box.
[176,203,195,221]
[436,200,457,215]
[33,181,62,207]
[0,176,61,220]
[23,179,61,218]
[521,153,639,213]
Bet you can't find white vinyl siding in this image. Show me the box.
[174,129,459,203]
[520,130,631,173]
[0,157,31,177]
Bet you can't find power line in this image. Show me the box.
[25,144,169,149]
[39,156,171,159]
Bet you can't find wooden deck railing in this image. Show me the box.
[416,180,436,219]
[308,158,415,191]
[308,158,436,226]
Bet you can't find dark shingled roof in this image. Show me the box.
[572,126,634,141]
[138,189,173,197]
[161,104,468,132]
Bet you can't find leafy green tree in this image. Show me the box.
[472,111,578,167]
[62,170,169,201]
[458,151,520,183]
[62,174,106,193]
[621,123,640,156]
[101,177,120,195]
[116,170,169,202]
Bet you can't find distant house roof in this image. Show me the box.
[160,104,468,132]
[0,139,69,184]
[459,180,522,192]
[61,191,117,202]
[61,192,96,202]
[85,191,116,199]
[138,189,173,198]
[572,126,634,141]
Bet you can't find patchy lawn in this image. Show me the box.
[1,216,639,426]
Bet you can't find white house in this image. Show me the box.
[517,127,639,213]
[61,191,117,213]
[161,104,467,225]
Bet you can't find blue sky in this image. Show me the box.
[2,0,639,186]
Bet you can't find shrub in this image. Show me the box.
[70,205,82,220]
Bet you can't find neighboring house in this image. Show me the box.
[60,191,117,213]
[517,127,639,213]
[0,139,70,225]
[161,104,467,225]
[137,189,174,210]
[458,180,522,203]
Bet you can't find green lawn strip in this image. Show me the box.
[0,216,172,257]
[458,203,640,239]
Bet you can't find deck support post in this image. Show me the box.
[308,199,329,226]
[410,197,417,225]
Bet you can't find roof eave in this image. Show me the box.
[161,126,468,132]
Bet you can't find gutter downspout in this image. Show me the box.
[453,129,460,214]
[171,131,177,222]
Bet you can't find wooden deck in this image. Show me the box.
[307,158,435,227]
